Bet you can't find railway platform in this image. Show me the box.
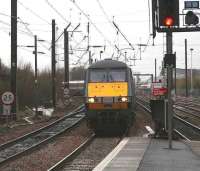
[93,137,200,171]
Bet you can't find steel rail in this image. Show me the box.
[47,129,127,171]
[136,101,151,113]
[136,97,200,140]
[173,129,191,141]
[47,134,95,171]
[0,104,84,150]
[47,113,130,171]
[174,115,200,131]
[0,105,85,166]
[174,105,200,119]
[173,115,200,141]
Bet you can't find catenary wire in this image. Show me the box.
[18,0,51,25]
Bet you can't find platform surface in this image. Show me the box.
[93,137,150,171]
[138,139,200,171]
[93,138,200,171]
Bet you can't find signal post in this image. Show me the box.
[151,0,200,149]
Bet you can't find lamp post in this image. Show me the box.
[190,48,194,96]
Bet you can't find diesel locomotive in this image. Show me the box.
[84,59,136,134]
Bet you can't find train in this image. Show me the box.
[84,59,136,134]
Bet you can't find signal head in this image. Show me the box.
[185,11,199,25]
[164,16,174,26]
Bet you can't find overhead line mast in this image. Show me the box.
[11,0,17,119]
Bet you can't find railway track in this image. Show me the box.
[174,116,200,141]
[136,96,200,141]
[0,105,85,166]
[48,129,128,171]
[48,135,122,171]
[174,105,200,122]
[47,134,95,171]
[136,97,151,113]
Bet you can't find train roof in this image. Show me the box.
[88,59,128,69]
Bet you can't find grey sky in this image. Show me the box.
[0,0,200,76]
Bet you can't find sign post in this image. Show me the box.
[166,30,173,149]
[1,92,15,121]
[63,87,71,106]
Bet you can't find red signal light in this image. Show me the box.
[164,16,174,26]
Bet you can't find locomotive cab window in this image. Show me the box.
[89,69,126,82]
[89,70,107,82]
[108,70,126,82]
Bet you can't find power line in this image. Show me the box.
[0,16,53,36]
[73,35,87,49]
[96,0,121,49]
[18,0,51,25]
[0,26,36,37]
[41,19,150,25]
[44,0,106,57]
[18,47,50,58]
[112,21,135,51]
[0,15,48,38]
[74,50,88,65]
[95,0,130,59]
[69,0,125,59]
[0,20,11,27]
[18,17,34,35]
[45,0,87,53]
[96,0,112,24]
[0,20,37,38]
[18,17,50,51]
[70,0,112,44]
[45,0,70,24]
[0,12,32,26]
[142,35,151,52]
[96,0,138,62]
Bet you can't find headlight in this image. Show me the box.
[121,97,128,102]
[88,97,95,103]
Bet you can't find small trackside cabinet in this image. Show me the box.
[150,99,166,134]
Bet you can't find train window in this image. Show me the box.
[89,70,107,82]
[108,70,126,82]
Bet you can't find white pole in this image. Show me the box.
[190,48,194,96]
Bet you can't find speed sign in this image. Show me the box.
[1,92,15,105]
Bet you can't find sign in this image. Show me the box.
[185,1,199,9]
[1,92,15,105]
[164,54,176,68]
[152,82,167,96]
[153,87,167,96]
[3,105,11,115]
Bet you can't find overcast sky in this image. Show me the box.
[0,0,200,76]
